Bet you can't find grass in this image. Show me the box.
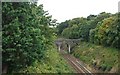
[71,42,118,73]
[17,46,74,73]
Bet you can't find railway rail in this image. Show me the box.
[61,50,93,75]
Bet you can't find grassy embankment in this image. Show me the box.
[16,46,74,73]
[71,42,118,73]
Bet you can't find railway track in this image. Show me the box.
[61,51,93,75]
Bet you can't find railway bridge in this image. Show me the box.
[55,38,82,53]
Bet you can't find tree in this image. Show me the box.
[89,13,120,49]
[57,20,69,35]
[2,2,54,72]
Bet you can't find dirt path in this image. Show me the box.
[60,50,93,75]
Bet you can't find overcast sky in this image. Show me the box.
[37,0,119,23]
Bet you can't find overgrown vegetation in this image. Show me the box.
[2,2,73,73]
[57,12,120,49]
[57,12,120,72]
[71,42,118,73]
[18,46,74,73]
[2,1,120,73]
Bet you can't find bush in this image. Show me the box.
[106,66,112,71]
[101,64,107,71]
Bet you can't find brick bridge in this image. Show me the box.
[55,38,82,53]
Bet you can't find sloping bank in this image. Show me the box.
[16,46,74,73]
[71,42,118,73]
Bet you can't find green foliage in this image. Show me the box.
[2,2,54,72]
[61,17,88,40]
[72,42,118,72]
[58,12,120,49]
[90,15,120,49]
[56,20,69,35]
[18,47,74,73]
[62,25,79,39]
[58,12,112,40]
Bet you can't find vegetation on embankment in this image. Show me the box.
[2,2,74,73]
[56,12,120,73]
[71,42,118,73]
[18,46,74,73]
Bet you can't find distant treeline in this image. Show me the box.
[57,12,120,49]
